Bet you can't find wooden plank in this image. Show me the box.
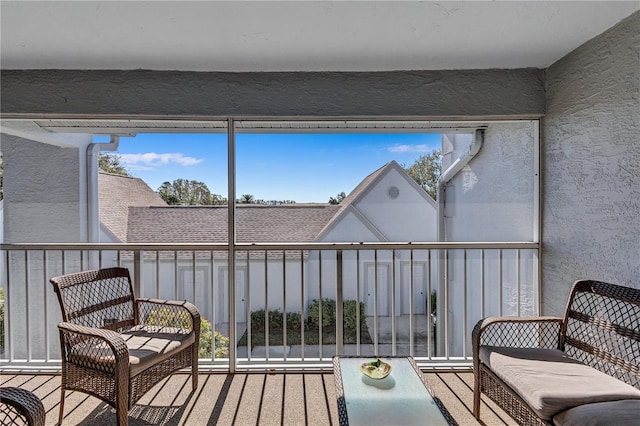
[456,371,518,425]
[426,372,480,425]
[0,371,525,425]
[303,373,335,426]
[258,374,284,425]
[283,374,306,425]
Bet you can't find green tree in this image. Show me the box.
[239,194,255,204]
[157,179,220,205]
[404,150,442,200]
[98,152,130,176]
[254,199,296,205]
[213,195,228,205]
[328,191,346,205]
[161,193,180,205]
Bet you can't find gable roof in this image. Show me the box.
[126,204,340,243]
[98,172,166,242]
[315,160,435,241]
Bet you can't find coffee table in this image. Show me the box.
[333,356,450,426]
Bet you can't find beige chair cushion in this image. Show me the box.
[479,346,640,420]
[123,325,195,376]
[553,399,640,426]
[68,325,195,377]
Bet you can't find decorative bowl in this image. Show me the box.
[359,358,392,380]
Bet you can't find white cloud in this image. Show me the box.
[119,152,203,169]
[388,144,434,153]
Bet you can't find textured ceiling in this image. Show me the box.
[1,1,638,72]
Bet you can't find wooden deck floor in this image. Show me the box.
[1,371,517,425]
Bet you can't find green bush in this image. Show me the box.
[249,309,302,332]
[286,311,302,330]
[268,309,284,329]
[307,298,336,327]
[250,308,285,330]
[199,317,229,358]
[239,302,372,348]
[250,309,266,329]
[343,300,367,329]
[145,307,192,329]
[146,308,229,359]
[308,298,366,329]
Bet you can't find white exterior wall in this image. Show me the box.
[305,249,435,318]
[319,212,379,242]
[443,124,536,242]
[130,252,435,327]
[130,257,305,327]
[1,133,91,243]
[306,165,439,321]
[354,167,437,241]
[440,123,539,356]
[1,133,92,360]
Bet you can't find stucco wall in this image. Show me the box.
[1,69,544,118]
[1,133,84,242]
[445,122,537,242]
[542,11,640,315]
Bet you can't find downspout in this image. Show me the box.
[86,135,120,242]
[435,128,484,357]
[437,129,485,242]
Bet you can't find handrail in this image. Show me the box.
[1,241,538,251]
[1,242,541,371]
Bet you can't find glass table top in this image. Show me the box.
[336,357,448,426]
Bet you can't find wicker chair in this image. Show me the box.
[472,280,640,425]
[50,267,200,426]
[0,387,46,426]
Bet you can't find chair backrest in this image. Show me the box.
[50,267,137,331]
[561,279,640,388]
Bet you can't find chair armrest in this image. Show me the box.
[0,386,46,426]
[473,316,563,349]
[57,321,129,373]
[472,316,564,369]
[136,298,201,334]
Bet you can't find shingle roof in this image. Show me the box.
[98,172,166,241]
[101,162,411,244]
[126,204,341,243]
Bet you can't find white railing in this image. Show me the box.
[0,242,539,371]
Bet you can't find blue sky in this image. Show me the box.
[106,133,441,203]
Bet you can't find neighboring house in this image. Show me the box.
[92,131,538,359]
[98,171,167,242]
[315,161,437,243]
[312,161,438,319]
[98,161,438,325]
